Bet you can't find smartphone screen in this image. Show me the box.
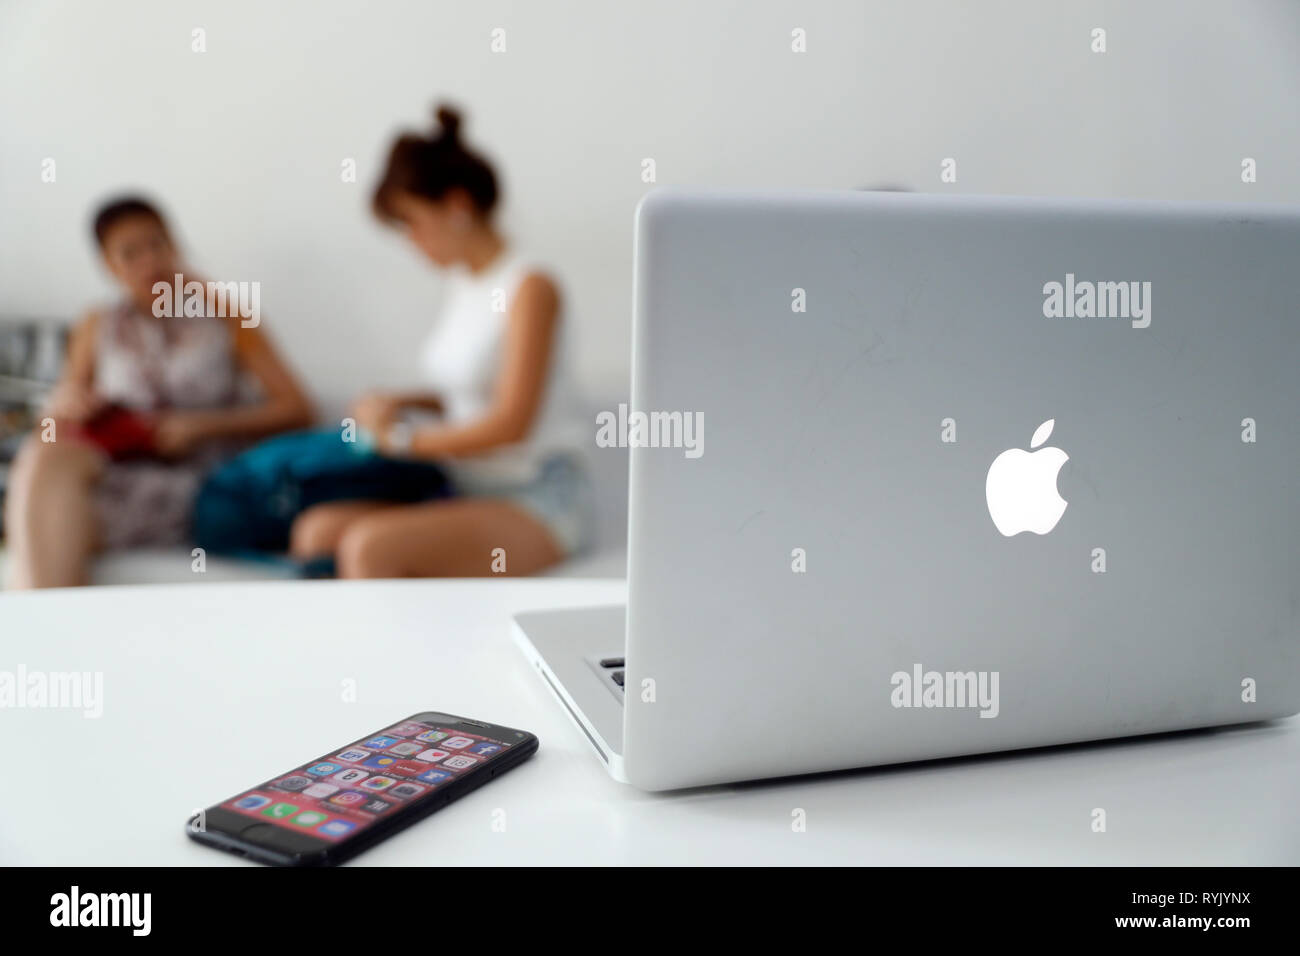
[189,712,537,865]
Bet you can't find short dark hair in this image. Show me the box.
[372,104,500,222]
[92,196,167,246]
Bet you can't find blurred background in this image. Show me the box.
[2,0,1298,583]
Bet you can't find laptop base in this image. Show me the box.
[512,605,628,782]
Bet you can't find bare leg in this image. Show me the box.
[336,498,564,578]
[289,500,397,559]
[4,436,106,589]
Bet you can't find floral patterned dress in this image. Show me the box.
[91,302,242,547]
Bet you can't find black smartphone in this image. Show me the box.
[186,711,538,866]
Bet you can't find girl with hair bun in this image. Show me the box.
[289,104,592,577]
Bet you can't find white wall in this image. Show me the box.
[2,0,1298,411]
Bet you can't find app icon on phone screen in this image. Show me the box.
[388,783,426,800]
[386,722,427,737]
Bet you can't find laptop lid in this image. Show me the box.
[623,188,1300,790]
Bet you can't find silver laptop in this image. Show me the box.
[514,188,1300,791]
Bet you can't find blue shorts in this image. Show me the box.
[451,452,596,558]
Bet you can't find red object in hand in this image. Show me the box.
[71,405,158,460]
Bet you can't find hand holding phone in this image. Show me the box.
[187,712,538,866]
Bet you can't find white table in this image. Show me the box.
[2,579,1297,865]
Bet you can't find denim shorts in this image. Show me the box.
[452,451,596,558]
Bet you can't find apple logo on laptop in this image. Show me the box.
[985,419,1069,536]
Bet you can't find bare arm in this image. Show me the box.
[61,312,98,389]
[41,311,102,422]
[350,389,443,434]
[394,272,560,459]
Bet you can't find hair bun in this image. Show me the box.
[372,102,500,221]
[434,105,462,142]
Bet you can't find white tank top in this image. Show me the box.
[418,250,581,484]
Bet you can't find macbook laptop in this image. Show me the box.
[514,188,1300,791]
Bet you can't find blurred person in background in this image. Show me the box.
[289,105,592,577]
[3,197,313,588]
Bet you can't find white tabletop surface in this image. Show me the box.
[1,578,1297,866]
